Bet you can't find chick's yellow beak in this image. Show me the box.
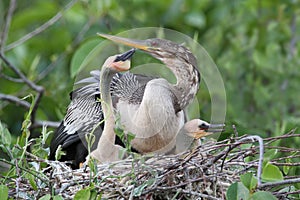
[190,131,213,140]
[190,123,225,139]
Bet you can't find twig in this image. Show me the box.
[271,154,300,162]
[232,124,239,138]
[30,91,44,128]
[238,136,264,187]
[0,93,31,109]
[0,0,16,53]
[289,13,297,58]
[264,129,298,144]
[269,162,300,166]
[0,52,44,127]
[274,189,300,197]
[4,0,78,51]
[220,125,240,173]
[259,178,300,189]
[0,159,50,185]
[15,160,20,199]
[0,73,24,82]
[36,18,91,82]
[31,120,61,128]
[0,53,43,92]
[182,190,221,200]
[265,145,300,152]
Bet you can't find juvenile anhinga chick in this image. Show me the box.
[174,119,224,154]
[90,49,135,163]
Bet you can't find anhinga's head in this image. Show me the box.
[98,33,197,68]
[98,33,201,109]
[184,119,225,139]
[102,48,135,72]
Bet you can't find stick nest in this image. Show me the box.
[8,132,300,199]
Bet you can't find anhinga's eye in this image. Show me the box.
[198,123,209,130]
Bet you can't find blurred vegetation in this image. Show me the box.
[0,0,299,199]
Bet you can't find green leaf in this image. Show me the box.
[54,145,66,161]
[114,127,125,141]
[133,178,155,197]
[74,188,91,200]
[249,191,277,200]
[262,163,283,182]
[283,158,291,175]
[28,55,40,80]
[253,50,267,67]
[0,185,8,200]
[53,195,64,200]
[11,1,57,31]
[240,173,258,191]
[0,122,12,146]
[264,149,278,161]
[184,11,206,28]
[127,132,136,143]
[70,38,100,78]
[89,188,98,200]
[126,132,136,150]
[39,194,51,200]
[226,182,250,200]
[27,173,38,191]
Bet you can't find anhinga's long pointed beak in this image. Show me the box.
[208,123,225,133]
[114,49,135,62]
[98,33,152,51]
[191,123,225,139]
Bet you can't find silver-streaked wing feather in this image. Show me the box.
[49,70,155,160]
[49,71,103,159]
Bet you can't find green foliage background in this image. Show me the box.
[0,1,300,199]
[0,0,299,143]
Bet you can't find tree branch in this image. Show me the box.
[0,0,79,131]
[32,120,61,129]
[0,72,24,83]
[238,135,264,187]
[289,13,297,58]
[36,15,91,82]
[259,178,300,189]
[0,53,43,92]
[0,53,43,128]
[0,93,31,109]
[4,0,78,52]
[0,0,16,53]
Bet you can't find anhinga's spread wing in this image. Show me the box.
[49,70,155,168]
[49,71,103,168]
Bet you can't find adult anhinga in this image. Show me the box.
[97,33,202,154]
